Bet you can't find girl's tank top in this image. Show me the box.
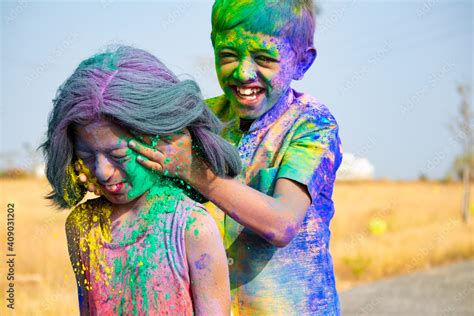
[73,194,200,315]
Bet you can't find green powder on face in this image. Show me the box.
[150,135,161,147]
[123,145,162,200]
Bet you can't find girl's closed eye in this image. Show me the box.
[110,148,130,163]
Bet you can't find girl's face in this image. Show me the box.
[73,119,159,207]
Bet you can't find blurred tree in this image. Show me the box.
[450,84,472,223]
[418,172,429,181]
[451,153,474,181]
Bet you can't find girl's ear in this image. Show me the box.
[293,47,317,81]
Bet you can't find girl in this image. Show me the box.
[41,46,239,315]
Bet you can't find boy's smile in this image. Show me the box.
[214,26,300,120]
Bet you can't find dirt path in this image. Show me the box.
[340,260,474,315]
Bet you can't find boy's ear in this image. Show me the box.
[293,47,317,80]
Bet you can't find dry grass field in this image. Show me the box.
[331,180,473,290]
[0,178,473,315]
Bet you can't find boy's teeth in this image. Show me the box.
[237,87,261,96]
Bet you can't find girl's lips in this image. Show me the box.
[101,181,126,194]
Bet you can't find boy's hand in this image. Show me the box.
[128,129,210,185]
[74,163,101,196]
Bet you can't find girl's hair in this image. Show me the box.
[40,45,241,209]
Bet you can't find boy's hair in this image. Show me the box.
[40,45,241,209]
[211,0,315,57]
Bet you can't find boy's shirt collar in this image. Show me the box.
[206,88,295,134]
[247,88,294,132]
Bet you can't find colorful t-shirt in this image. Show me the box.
[205,89,343,315]
[66,192,203,316]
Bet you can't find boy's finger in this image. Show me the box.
[129,140,165,163]
[136,155,164,173]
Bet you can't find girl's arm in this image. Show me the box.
[185,208,230,316]
[65,212,90,315]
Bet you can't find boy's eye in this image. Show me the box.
[256,55,277,64]
[219,51,238,62]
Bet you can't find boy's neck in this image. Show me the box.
[239,118,255,132]
[236,88,294,133]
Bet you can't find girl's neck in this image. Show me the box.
[109,193,150,223]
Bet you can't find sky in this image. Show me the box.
[1,0,472,180]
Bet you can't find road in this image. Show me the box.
[340,260,474,315]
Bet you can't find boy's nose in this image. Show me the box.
[94,155,114,183]
[233,58,258,83]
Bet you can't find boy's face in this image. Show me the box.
[214,26,300,120]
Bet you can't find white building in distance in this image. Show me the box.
[337,153,375,180]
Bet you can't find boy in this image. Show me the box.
[204,3,342,315]
[81,1,342,314]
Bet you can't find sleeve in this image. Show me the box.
[277,111,342,200]
[204,95,228,118]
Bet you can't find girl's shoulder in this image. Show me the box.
[177,196,216,237]
[176,194,207,215]
[173,194,211,231]
[66,197,108,234]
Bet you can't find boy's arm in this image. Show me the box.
[185,208,230,315]
[195,173,311,247]
[65,212,90,315]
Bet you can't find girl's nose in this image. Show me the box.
[233,58,258,83]
[94,155,115,183]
